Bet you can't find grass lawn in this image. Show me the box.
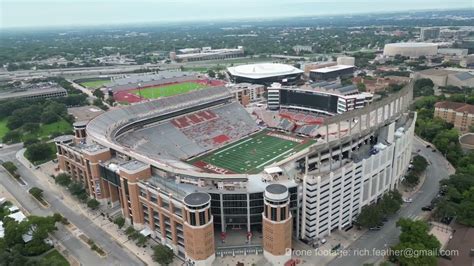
[39,249,69,266]
[131,82,206,99]
[79,79,110,89]
[37,119,72,137]
[0,118,9,141]
[189,130,315,174]
[23,119,72,141]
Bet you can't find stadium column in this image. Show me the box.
[262,184,292,265]
[82,147,111,201]
[183,192,215,266]
[118,163,151,229]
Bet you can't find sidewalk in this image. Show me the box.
[16,149,160,266]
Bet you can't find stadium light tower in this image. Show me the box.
[138,83,142,98]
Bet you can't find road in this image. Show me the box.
[0,144,143,266]
[328,136,454,266]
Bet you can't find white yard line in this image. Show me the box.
[215,138,253,155]
[256,148,294,169]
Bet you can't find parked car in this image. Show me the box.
[421,206,433,211]
[403,198,413,203]
[426,145,431,148]
[369,226,382,231]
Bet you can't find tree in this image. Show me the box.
[356,205,382,228]
[391,218,440,266]
[2,161,17,174]
[23,137,40,147]
[457,187,474,226]
[29,187,44,199]
[207,69,216,78]
[41,111,59,124]
[93,88,105,99]
[87,199,100,210]
[55,173,72,187]
[22,123,40,133]
[152,245,174,265]
[114,217,125,229]
[357,82,366,92]
[404,173,419,187]
[414,78,434,97]
[25,142,53,163]
[136,234,147,247]
[2,130,21,143]
[379,191,402,216]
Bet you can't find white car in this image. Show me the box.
[403,198,413,203]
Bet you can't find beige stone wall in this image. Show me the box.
[183,222,214,261]
[263,218,292,256]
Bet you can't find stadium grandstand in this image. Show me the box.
[54,78,416,265]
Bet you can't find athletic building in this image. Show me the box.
[309,65,355,81]
[227,63,304,85]
[55,81,414,265]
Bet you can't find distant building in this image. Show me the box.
[438,48,469,57]
[420,27,440,41]
[383,42,438,58]
[414,69,474,87]
[292,45,312,54]
[434,101,474,133]
[226,83,265,106]
[0,82,67,101]
[301,61,337,76]
[309,65,355,81]
[170,46,244,62]
[460,54,474,68]
[336,56,355,66]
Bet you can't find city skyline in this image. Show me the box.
[1,0,473,29]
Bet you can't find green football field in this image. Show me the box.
[189,130,315,174]
[131,82,206,99]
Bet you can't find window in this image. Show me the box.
[271,207,277,221]
[280,207,286,220]
[199,211,206,225]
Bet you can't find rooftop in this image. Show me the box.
[183,192,211,207]
[227,63,303,79]
[120,160,148,172]
[435,101,474,114]
[310,64,354,73]
[68,106,105,123]
[265,184,288,195]
[0,82,66,100]
[385,42,438,47]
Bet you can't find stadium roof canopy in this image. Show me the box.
[227,63,303,79]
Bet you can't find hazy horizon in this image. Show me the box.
[1,0,473,29]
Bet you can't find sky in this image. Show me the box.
[1,0,473,29]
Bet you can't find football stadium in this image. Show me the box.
[108,72,225,103]
[55,78,416,265]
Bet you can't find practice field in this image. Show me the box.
[79,79,110,88]
[189,130,315,174]
[130,82,206,99]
